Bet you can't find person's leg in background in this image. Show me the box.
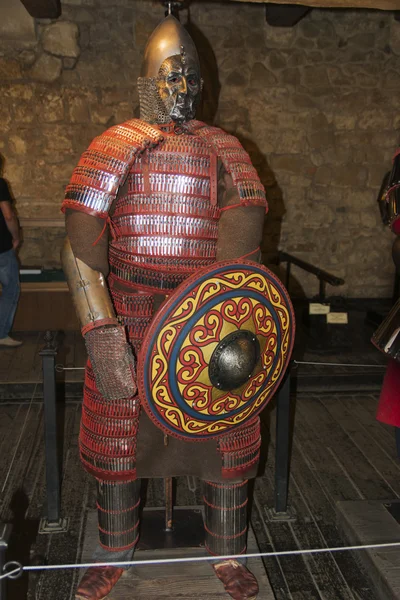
[0,248,21,346]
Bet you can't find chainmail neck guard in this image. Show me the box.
[137,76,174,125]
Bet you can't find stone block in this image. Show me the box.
[0,1,36,46]
[357,109,391,130]
[91,105,116,126]
[390,16,400,56]
[63,57,78,70]
[308,130,336,149]
[41,125,76,160]
[264,25,298,48]
[330,165,368,188]
[18,49,37,67]
[225,70,248,88]
[279,68,300,86]
[368,164,388,189]
[8,135,27,156]
[29,53,62,83]
[302,65,330,87]
[270,154,315,178]
[314,166,331,185]
[39,92,64,123]
[0,57,22,80]
[383,69,400,89]
[42,21,80,58]
[249,63,277,88]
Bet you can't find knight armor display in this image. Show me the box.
[62,13,294,600]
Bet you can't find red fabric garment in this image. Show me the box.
[376,359,400,427]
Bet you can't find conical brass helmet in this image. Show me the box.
[141,14,200,78]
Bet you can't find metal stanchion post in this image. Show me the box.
[39,331,68,534]
[266,365,296,522]
[274,369,291,514]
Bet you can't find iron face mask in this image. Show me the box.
[156,54,201,124]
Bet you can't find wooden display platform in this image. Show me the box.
[336,500,400,600]
[80,508,275,599]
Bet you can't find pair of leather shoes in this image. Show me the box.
[75,558,259,599]
[213,559,259,600]
[75,566,124,599]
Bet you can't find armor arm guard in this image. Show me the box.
[386,149,400,234]
[61,236,117,333]
[216,167,264,263]
[61,235,137,400]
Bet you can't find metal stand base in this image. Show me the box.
[265,506,297,522]
[137,507,204,551]
[38,517,69,534]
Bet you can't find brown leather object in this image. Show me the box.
[217,168,265,262]
[66,209,110,276]
[75,566,124,600]
[213,560,259,600]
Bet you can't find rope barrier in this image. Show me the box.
[2,540,400,581]
[54,360,387,373]
[293,360,386,369]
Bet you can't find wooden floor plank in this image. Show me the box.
[35,404,91,600]
[270,406,378,600]
[349,395,398,461]
[295,395,394,501]
[261,419,358,600]
[321,395,400,498]
[0,403,43,521]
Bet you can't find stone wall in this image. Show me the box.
[0,0,399,297]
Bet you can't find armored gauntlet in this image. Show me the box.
[85,325,137,400]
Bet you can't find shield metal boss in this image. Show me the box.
[138,260,295,441]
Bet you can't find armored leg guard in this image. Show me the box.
[203,480,248,557]
[97,479,141,551]
[203,480,259,600]
[75,480,141,600]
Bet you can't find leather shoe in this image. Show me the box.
[213,559,259,600]
[0,336,22,347]
[75,566,124,599]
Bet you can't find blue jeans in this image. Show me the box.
[0,249,20,339]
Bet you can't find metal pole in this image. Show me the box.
[164,477,173,532]
[319,279,326,302]
[274,369,291,514]
[39,331,60,525]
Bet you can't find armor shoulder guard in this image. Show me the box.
[62,119,164,218]
[186,120,267,211]
[386,148,400,234]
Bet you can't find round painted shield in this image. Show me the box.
[138,260,295,441]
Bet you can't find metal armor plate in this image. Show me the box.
[138,260,295,441]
